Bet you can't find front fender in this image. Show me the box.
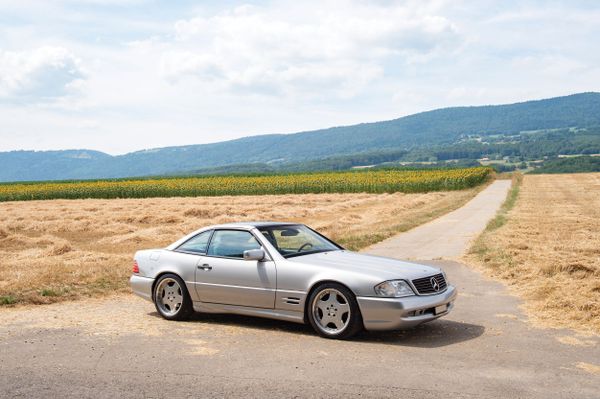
[305,270,382,298]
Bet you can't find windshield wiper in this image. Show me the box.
[283,249,339,259]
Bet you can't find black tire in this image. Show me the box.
[153,273,194,321]
[307,282,363,339]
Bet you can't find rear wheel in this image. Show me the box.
[307,283,363,339]
[153,274,193,321]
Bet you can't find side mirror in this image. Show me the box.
[243,248,265,261]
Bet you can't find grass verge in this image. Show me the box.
[470,173,522,257]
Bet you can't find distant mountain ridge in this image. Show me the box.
[2,92,600,182]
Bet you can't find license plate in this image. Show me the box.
[435,305,447,315]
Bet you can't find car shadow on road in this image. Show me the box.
[148,310,315,335]
[354,319,485,348]
[148,311,484,348]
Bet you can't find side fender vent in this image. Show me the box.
[283,297,301,305]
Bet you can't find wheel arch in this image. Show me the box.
[151,271,183,298]
[303,279,356,324]
[151,271,194,320]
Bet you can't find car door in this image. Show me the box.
[170,230,214,301]
[195,229,276,309]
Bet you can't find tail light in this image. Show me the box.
[132,260,139,274]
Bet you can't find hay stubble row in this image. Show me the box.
[0,189,479,305]
[467,173,600,334]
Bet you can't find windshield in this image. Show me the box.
[259,225,342,258]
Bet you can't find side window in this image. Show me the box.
[177,230,213,254]
[207,230,261,259]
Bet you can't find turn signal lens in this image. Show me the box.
[132,260,139,274]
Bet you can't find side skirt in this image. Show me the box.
[193,301,305,324]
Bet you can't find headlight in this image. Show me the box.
[374,280,415,298]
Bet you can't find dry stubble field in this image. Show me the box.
[0,188,481,305]
[468,173,600,334]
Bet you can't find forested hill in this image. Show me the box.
[2,92,600,182]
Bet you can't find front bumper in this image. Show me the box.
[357,285,457,331]
[129,275,154,301]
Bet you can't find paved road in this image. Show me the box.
[1,182,599,398]
[366,180,512,259]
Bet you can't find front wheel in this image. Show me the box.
[307,283,363,339]
[153,274,193,321]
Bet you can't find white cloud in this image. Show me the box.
[0,46,84,101]
[159,1,458,98]
[511,55,588,77]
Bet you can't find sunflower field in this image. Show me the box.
[0,167,492,202]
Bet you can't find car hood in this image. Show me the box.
[287,250,442,280]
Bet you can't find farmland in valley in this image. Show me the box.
[0,167,491,202]
[0,187,483,306]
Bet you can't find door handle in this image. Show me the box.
[197,264,212,271]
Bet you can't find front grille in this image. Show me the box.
[412,273,447,295]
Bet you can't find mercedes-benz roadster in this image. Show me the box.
[130,222,456,339]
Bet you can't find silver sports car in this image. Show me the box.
[130,222,456,339]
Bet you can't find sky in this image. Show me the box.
[0,0,599,155]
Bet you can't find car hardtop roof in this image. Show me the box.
[207,221,304,230]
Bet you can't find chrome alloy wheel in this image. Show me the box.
[155,277,183,316]
[311,288,351,335]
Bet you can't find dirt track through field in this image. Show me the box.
[365,180,511,259]
[1,180,599,398]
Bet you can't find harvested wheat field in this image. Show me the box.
[0,188,480,306]
[468,173,600,334]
